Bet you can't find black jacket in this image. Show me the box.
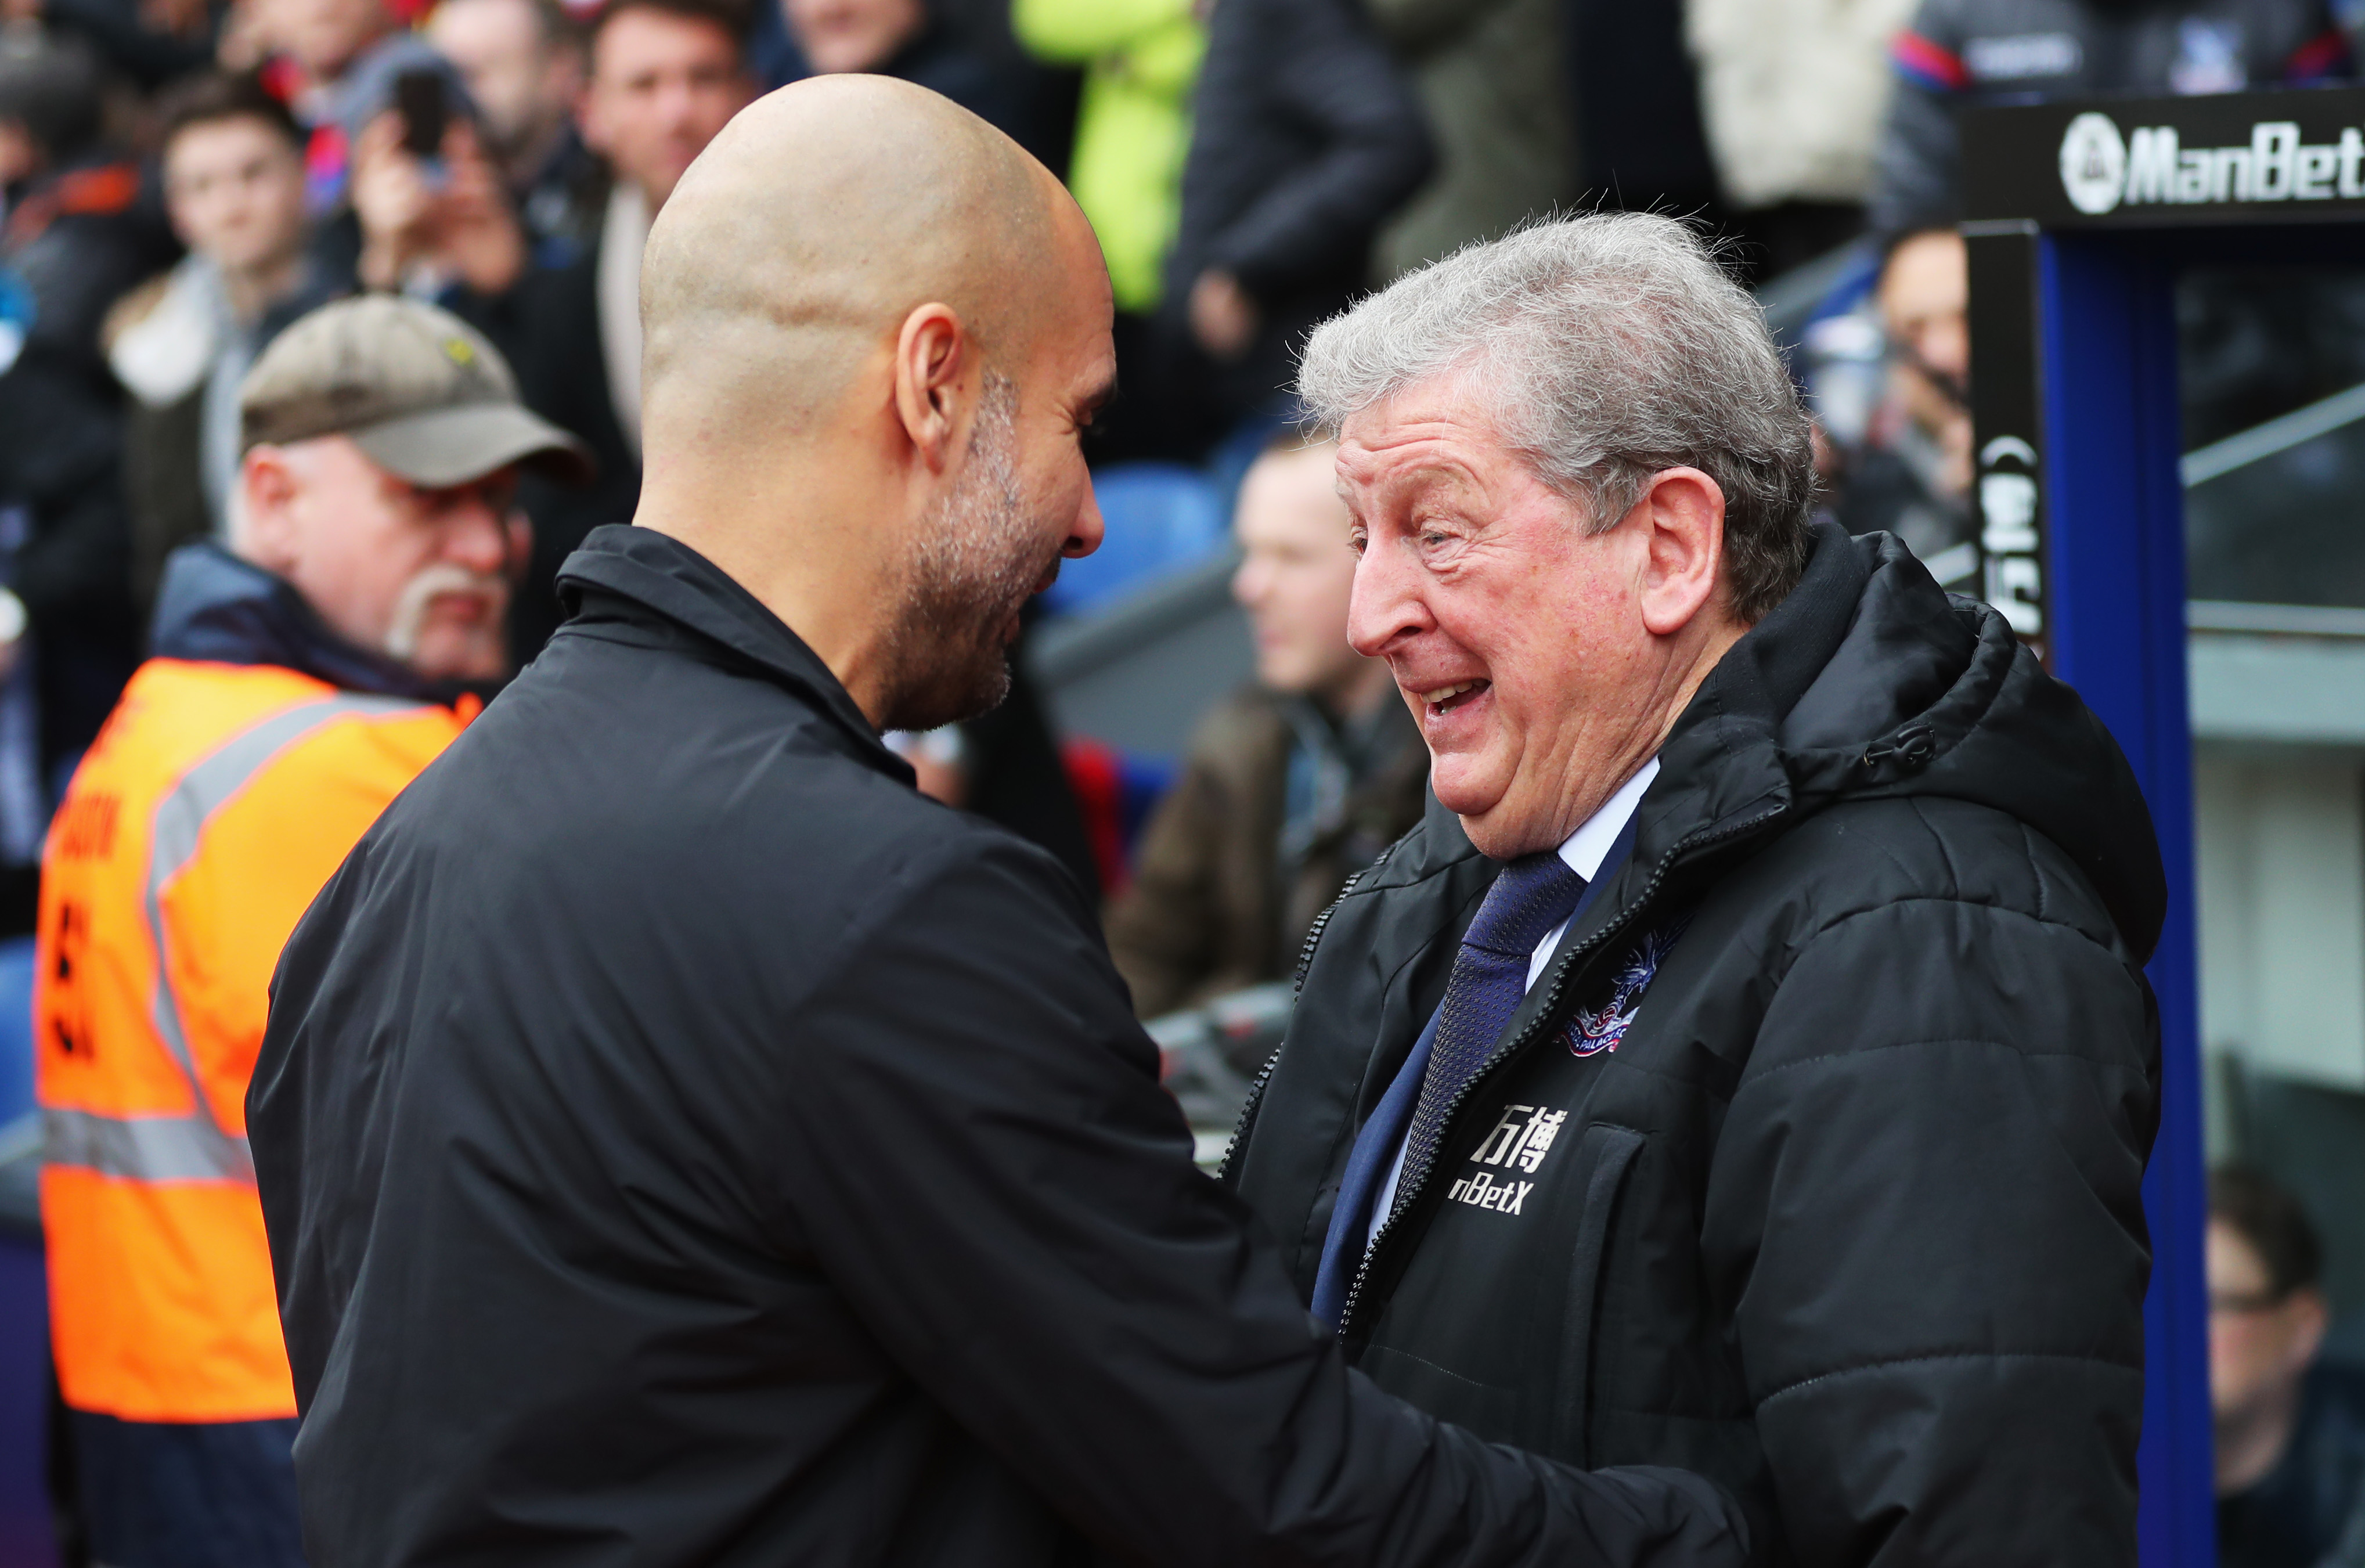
[1227,525,2167,1566]
[248,524,1751,1567]
[1167,0,1432,423]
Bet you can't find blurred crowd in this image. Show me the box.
[3,0,2359,967]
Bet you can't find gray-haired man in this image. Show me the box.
[1225,212,2167,1566]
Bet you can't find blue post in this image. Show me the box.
[2036,229,2213,1568]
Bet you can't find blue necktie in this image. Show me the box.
[1390,852,1587,1224]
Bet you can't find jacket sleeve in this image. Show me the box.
[774,833,1750,1568]
[1365,0,1510,56]
[1702,870,2158,1566]
[1193,0,1434,297]
[1866,0,1969,235]
[1011,0,1192,62]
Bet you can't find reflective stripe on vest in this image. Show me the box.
[44,693,426,1185]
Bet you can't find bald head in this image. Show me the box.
[639,75,1096,458]
[630,75,1113,733]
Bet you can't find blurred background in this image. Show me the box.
[8,0,2365,1559]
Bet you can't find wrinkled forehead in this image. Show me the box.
[1336,375,1509,488]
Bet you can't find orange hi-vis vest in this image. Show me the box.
[35,658,470,1423]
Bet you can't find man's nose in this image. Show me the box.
[1064,477,1104,559]
[1347,539,1430,658]
[1231,556,1262,610]
[446,496,512,574]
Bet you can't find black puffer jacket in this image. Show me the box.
[1227,524,2167,1566]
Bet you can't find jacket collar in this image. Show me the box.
[554,524,910,781]
[149,540,460,704]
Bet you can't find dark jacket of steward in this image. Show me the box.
[1226,523,2168,1567]
[246,523,1751,1568]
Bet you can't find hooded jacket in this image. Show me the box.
[1226,525,2168,1566]
[248,524,1755,1568]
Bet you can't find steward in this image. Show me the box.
[36,294,586,1568]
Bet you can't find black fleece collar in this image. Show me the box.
[554,524,912,784]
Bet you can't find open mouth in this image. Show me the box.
[1414,679,1491,718]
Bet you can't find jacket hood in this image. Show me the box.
[149,540,461,704]
[1647,520,2167,961]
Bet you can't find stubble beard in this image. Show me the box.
[876,374,1052,734]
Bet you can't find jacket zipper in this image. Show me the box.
[1216,843,1400,1181]
[1333,805,1786,1342]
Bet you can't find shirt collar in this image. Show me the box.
[1557,756,1660,883]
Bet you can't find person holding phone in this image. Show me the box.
[349,64,529,295]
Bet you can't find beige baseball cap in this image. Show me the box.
[239,295,594,488]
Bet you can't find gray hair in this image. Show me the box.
[1297,212,1815,621]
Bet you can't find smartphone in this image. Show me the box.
[394,67,448,160]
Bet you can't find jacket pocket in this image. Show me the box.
[1550,1123,1646,1466]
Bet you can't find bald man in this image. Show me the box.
[247,80,1746,1568]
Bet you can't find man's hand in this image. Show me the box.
[1189,269,1259,362]
[355,114,525,297]
[354,113,439,291]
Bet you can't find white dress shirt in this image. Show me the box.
[1367,756,1660,1245]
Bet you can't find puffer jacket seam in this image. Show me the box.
[1790,890,2118,955]
[1733,1033,2146,1097]
[1754,1348,2145,1409]
[2021,820,2054,924]
[1903,796,1969,905]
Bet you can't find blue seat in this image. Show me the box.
[1040,464,1228,617]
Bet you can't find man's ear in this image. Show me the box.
[892,302,972,475]
[237,446,302,572]
[1634,466,1727,638]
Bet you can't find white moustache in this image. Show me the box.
[384,564,505,663]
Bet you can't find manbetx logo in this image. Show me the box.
[2059,110,2365,215]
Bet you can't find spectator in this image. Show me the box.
[499,0,751,659]
[25,0,219,91]
[0,31,157,929]
[34,294,587,1568]
[1563,0,1722,238]
[1686,0,1911,279]
[2212,1165,2365,1568]
[1370,0,1574,280]
[1169,0,1430,441]
[427,0,604,261]
[0,32,173,392]
[783,0,1027,139]
[249,0,467,222]
[1011,0,1200,461]
[1872,0,2351,238]
[106,70,340,617]
[1107,431,1425,1019]
[1834,225,1975,587]
[347,85,529,295]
